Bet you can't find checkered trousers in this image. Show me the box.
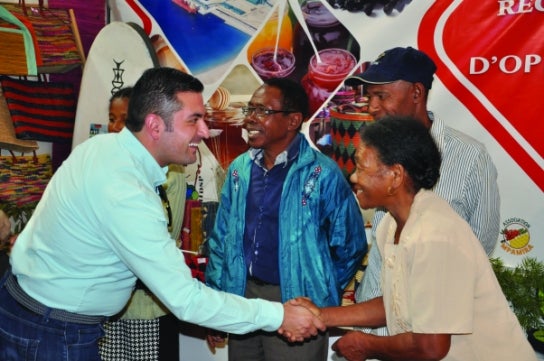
[99,318,160,361]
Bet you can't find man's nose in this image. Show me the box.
[367,98,380,118]
[198,118,210,139]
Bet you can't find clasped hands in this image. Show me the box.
[206,297,325,351]
[207,297,372,360]
[278,297,325,342]
[283,298,373,361]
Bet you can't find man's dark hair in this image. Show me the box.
[264,77,310,121]
[126,68,204,132]
[360,115,441,191]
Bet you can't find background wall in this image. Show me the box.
[108,0,543,266]
[9,0,538,359]
[105,2,543,358]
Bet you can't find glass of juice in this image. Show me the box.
[307,48,356,90]
[251,47,296,79]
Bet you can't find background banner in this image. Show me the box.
[110,0,543,266]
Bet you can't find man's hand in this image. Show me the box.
[205,329,227,353]
[332,330,369,361]
[277,299,326,342]
[289,297,322,317]
[333,329,451,361]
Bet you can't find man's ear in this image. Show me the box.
[287,112,304,131]
[413,82,426,103]
[145,114,162,140]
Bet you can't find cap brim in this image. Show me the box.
[344,75,365,86]
[344,75,395,87]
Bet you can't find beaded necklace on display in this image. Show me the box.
[187,146,203,202]
[156,184,172,232]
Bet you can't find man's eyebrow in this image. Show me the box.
[190,111,205,118]
[247,101,265,107]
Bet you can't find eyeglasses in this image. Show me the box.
[241,106,296,120]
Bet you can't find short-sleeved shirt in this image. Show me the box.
[378,190,535,361]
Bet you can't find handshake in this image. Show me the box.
[278,297,325,342]
[207,297,325,349]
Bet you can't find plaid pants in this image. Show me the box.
[99,318,160,361]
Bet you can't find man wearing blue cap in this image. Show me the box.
[345,46,501,337]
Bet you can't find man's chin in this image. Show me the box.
[246,138,263,149]
[185,156,197,166]
[175,154,196,167]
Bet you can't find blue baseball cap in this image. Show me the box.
[345,47,437,89]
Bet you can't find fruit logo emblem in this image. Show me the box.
[500,218,532,255]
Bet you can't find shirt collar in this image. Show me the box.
[249,133,301,169]
[118,128,168,187]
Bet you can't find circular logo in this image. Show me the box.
[501,222,530,249]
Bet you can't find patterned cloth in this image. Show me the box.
[0,152,52,208]
[99,318,160,361]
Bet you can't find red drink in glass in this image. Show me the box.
[251,47,296,79]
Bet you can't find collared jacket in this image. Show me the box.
[206,134,367,307]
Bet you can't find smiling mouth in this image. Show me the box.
[188,142,199,148]
[247,130,261,138]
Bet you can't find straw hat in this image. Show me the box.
[0,85,38,152]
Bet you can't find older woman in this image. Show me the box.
[296,116,535,360]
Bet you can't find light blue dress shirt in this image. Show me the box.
[10,128,282,333]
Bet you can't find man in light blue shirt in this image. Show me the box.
[0,68,324,361]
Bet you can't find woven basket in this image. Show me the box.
[329,107,373,178]
[0,151,52,208]
[0,3,83,75]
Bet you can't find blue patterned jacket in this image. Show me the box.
[205,134,367,307]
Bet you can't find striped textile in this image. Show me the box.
[1,76,75,143]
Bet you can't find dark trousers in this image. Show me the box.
[159,313,180,361]
[0,270,105,361]
[228,278,329,361]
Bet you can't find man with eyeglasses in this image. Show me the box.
[205,77,368,361]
